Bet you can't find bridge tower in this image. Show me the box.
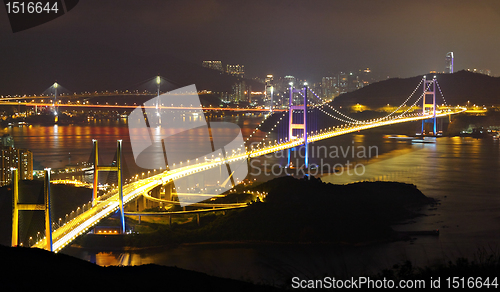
[156,75,161,124]
[421,76,437,135]
[12,168,53,251]
[92,139,125,233]
[288,83,308,168]
[53,82,59,122]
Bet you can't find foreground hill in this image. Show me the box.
[333,70,500,110]
[0,245,280,292]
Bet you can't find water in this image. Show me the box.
[4,119,500,285]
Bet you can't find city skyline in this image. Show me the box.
[1,1,500,94]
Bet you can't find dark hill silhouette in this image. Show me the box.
[0,245,281,291]
[332,70,500,110]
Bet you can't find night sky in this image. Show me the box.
[1,0,500,94]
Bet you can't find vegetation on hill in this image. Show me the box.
[0,245,281,292]
[79,176,435,248]
[333,70,500,109]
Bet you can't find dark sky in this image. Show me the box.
[1,0,500,94]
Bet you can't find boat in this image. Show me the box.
[385,135,414,140]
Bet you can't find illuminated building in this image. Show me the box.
[226,64,245,78]
[338,72,349,94]
[445,52,454,73]
[467,68,491,76]
[17,148,33,181]
[202,60,223,71]
[321,77,338,99]
[0,146,33,186]
[284,75,295,86]
[265,74,274,101]
[231,81,248,102]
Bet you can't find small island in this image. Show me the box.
[77,176,437,249]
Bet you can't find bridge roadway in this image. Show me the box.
[32,108,465,252]
[0,101,285,112]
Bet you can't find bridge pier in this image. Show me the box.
[150,186,161,209]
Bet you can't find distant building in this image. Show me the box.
[265,74,274,101]
[338,72,349,94]
[0,146,33,186]
[226,64,245,78]
[445,52,454,73]
[202,60,223,71]
[321,77,338,99]
[0,147,15,185]
[1,134,14,148]
[231,81,248,102]
[284,75,296,86]
[17,148,33,181]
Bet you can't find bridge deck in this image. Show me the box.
[32,108,465,252]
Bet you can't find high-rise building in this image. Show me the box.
[17,148,33,181]
[284,75,296,86]
[265,74,274,101]
[231,81,248,102]
[0,146,33,186]
[226,64,245,78]
[202,60,223,71]
[0,147,15,186]
[445,52,454,73]
[338,72,349,94]
[321,77,338,99]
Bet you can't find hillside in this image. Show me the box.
[0,245,280,292]
[80,176,436,248]
[332,71,500,110]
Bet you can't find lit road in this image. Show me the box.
[32,107,465,252]
[0,100,285,112]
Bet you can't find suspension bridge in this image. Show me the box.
[10,75,465,253]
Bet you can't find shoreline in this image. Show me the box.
[67,231,421,253]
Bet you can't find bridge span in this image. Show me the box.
[31,107,465,252]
